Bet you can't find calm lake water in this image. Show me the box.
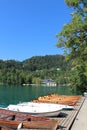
[0,85,76,108]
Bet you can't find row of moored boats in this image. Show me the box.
[0,94,82,130]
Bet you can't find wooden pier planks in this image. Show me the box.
[55,97,85,130]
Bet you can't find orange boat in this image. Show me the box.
[0,108,59,130]
[32,94,82,106]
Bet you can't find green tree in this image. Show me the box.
[25,74,32,84]
[56,0,87,92]
[32,77,41,84]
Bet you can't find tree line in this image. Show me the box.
[0,55,70,86]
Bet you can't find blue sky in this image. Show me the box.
[0,0,72,61]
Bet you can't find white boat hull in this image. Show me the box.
[6,102,73,117]
[22,110,61,117]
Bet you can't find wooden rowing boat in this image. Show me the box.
[32,94,82,106]
[0,108,59,130]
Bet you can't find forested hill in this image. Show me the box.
[22,55,66,71]
[0,55,69,85]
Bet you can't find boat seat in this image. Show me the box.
[0,114,15,120]
[15,117,29,121]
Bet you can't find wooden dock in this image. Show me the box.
[53,97,85,130]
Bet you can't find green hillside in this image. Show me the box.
[0,55,70,85]
[22,55,66,71]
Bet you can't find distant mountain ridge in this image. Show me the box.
[0,54,66,71]
[0,54,68,85]
[22,54,66,71]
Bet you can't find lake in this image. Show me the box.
[0,85,76,107]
